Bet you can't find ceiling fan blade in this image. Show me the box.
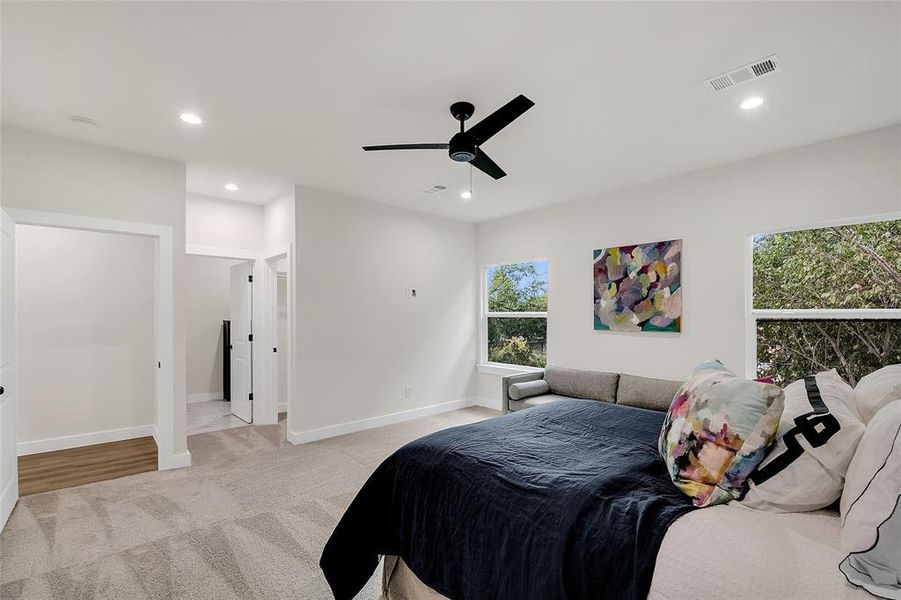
[362,143,449,151]
[466,94,535,146]
[470,148,506,180]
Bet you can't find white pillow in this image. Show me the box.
[839,399,901,599]
[741,369,865,512]
[855,364,901,424]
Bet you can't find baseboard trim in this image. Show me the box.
[0,477,18,531]
[158,450,192,471]
[287,398,478,445]
[277,402,287,415]
[17,425,158,456]
[187,392,222,404]
[470,396,501,411]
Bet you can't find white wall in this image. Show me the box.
[16,226,156,443]
[186,191,294,254]
[185,255,239,400]
[1,127,189,456]
[476,125,901,405]
[292,186,478,437]
[186,193,264,251]
[263,191,295,255]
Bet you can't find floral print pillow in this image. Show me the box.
[659,360,785,507]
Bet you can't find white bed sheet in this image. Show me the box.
[649,504,867,600]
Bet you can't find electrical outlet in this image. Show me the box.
[404,386,413,399]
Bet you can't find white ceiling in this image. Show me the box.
[2,2,899,222]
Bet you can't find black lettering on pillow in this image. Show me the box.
[749,376,842,486]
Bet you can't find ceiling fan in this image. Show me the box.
[362,94,535,180]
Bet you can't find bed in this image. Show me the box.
[320,399,868,600]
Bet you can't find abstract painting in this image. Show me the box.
[593,239,682,332]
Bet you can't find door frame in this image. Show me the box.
[185,245,265,424]
[5,209,183,471]
[260,245,294,429]
[184,244,293,428]
[1,209,17,530]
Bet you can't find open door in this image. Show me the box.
[229,261,253,423]
[0,209,18,530]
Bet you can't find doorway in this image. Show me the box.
[14,224,158,494]
[181,244,291,439]
[0,208,180,531]
[185,253,256,434]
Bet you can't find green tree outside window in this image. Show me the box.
[753,219,900,385]
[486,261,548,368]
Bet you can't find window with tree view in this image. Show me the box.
[485,260,548,368]
[752,218,900,386]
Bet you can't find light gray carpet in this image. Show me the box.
[0,407,497,599]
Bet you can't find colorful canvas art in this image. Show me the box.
[593,239,682,332]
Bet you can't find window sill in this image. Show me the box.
[477,363,544,376]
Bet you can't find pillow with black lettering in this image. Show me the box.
[741,369,865,512]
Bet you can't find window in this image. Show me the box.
[482,260,548,368]
[749,217,901,386]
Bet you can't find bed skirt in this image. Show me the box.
[382,556,447,600]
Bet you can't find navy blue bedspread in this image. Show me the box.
[320,400,694,600]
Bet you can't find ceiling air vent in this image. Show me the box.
[704,55,780,92]
[419,184,447,195]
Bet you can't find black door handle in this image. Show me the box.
[0,386,4,396]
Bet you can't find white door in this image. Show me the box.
[0,209,18,530]
[230,261,253,423]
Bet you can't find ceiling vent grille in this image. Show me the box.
[704,55,780,92]
[419,184,447,195]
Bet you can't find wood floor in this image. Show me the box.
[18,436,158,496]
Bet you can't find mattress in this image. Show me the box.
[382,504,871,600]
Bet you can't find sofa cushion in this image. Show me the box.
[543,365,618,403]
[508,379,550,400]
[617,374,683,412]
[508,394,573,412]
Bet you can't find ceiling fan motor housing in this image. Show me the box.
[449,132,476,162]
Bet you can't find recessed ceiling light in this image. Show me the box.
[740,97,764,110]
[179,112,203,125]
[70,115,98,128]
[460,190,472,200]
[224,183,240,192]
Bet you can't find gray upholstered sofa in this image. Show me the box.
[502,365,683,414]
